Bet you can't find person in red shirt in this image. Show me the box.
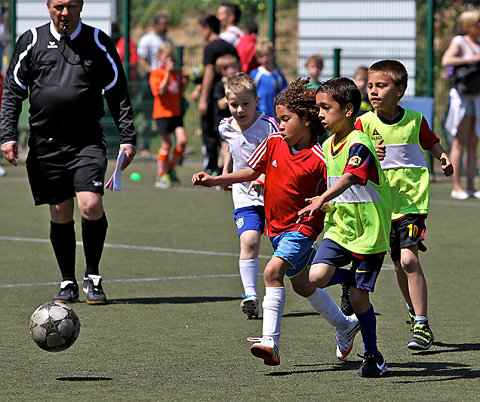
[192,79,359,366]
[149,44,188,188]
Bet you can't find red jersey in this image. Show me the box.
[149,67,184,118]
[248,133,327,240]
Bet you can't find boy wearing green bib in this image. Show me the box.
[298,77,392,378]
[355,60,453,352]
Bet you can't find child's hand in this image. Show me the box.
[192,172,215,187]
[440,153,454,177]
[165,58,175,72]
[247,180,264,196]
[297,196,328,222]
[375,139,386,161]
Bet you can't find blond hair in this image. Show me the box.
[255,40,274,57]
[215,54,240,74]
[157,43,174,58]
[224,72,257,99]
[459,10,480,32]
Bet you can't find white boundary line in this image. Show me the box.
[0,236,394,289]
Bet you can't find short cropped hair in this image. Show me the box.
[316,77,361,117]
[215,54,240,74]
[369,59,408,90]
[153,14,167,25]
[225,72,257,99]
[354,66,368,78]
[274,78,325,140]
[459,10,480,31]
[221,2,242,24]
[255,41,274,57]
[199,14,220,34]
[244,19,258,35]
[305,55,324,70]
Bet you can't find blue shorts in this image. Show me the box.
[270,231,317,279]
[233,206,265,236]
[312,238,385,292]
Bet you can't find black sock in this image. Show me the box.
[82,214,108,277]
[50,220,76,282]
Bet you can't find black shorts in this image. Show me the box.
[390,214,427,261]
[26,137,107,206]
[155,116,184,135]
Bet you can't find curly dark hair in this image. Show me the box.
[274,78,326,139]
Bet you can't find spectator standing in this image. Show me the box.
[198,14,238,174]
[236,19,260,74]
[442,10,480,200]
[217,2,244,47]
[305,54,323,90]
[250,41,288,118]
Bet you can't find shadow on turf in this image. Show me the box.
[56,377,113,381]
[108,296,239,304]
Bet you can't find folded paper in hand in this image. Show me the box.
[105,150,125,191]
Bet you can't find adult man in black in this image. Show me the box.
[198,15,238,175]
[1,0,136,304]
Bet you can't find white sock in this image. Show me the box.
[239,258,258,296]
[262,287,285,346]
[307,288,349,331]
[415,315,428,323]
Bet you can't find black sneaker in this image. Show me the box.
[407,321,434,350]
[82,275,107,305]
[340,283,354,316]
[52,281,79,303]
[358,352,388,377]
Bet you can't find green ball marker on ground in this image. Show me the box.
[130,172,141,181]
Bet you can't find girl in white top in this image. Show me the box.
[442,10,480,200]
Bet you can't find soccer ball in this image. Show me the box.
[29,302,81,352]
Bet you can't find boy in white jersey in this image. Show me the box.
[219,72,279,318]
[355,60,453,351]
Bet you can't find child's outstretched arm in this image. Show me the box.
[192,167,259,188]
[427,142,454,177]
[297,173,357,219]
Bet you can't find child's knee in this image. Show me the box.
[308,263,331,288]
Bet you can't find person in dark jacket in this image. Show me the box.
[0,0,136,305]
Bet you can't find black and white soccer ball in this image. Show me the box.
[29,302,81,352]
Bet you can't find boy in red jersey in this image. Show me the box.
[193,79,359,366]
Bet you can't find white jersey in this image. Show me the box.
[219,112,279,209]
[220,26,244,47]
[137,31,174,69]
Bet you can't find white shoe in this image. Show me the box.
[248,336,280,365]
[450,189,470,200]
[0,165,6,177]
[467,190,480,199]
[335,314,360,359]
[240,295,259,319]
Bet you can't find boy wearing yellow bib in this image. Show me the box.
[355,60,453,351]
[299,77,392,378]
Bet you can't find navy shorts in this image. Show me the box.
[390,214,427,261]
[312,238,385,292]
[155,116,184,135]
[232,205,265,236]
[26,137,107,206]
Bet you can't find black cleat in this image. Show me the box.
[358,352,388,378]
[340,283,354,316]
[407,321,434,350]
[83,275,107,305]
[52,281,79,303]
